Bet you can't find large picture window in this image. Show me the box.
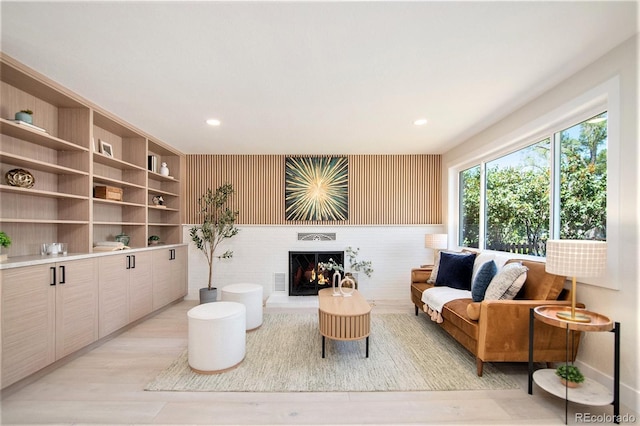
[458,112,607,257]
[459,166,480,248]
[558,112,607,240]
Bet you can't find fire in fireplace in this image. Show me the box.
[289,251,344,296]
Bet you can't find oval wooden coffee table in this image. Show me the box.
[318,288,372,358]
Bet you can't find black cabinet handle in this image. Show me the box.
[50,266,56,286]
[169,249,175,260]
[126,255,131,270]
[59,265,66,284]
[132,255,136,269]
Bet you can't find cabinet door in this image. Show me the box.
[170,246,187,301]
[1,265,56,388]
[98,254,129,338]
[152,249,173,310]
[55,258,99,359]
[128,251,153,322]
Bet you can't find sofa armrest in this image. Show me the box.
[411,267,433,284]
[476,299,585,361]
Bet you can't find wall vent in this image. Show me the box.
[273,273,286,292]
[297,232,336,241]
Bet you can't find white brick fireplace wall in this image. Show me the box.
[184,224,444,302]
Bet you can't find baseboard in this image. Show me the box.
[574,359,639,415]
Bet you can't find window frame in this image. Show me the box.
[450,76,620,290]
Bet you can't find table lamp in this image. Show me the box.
[424,233,448,266]
[545,239,607,323]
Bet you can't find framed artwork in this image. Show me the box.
[99,140,113,157]
[285,156,348,221]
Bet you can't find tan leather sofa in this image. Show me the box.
[411,259,582,376]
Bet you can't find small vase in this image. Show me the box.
[332,270,342,296]
[159,162,169,176]
[15,111,33,124]
[345,272,358,289]
[339,276,355,297]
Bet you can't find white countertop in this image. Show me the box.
[0,243,188,270]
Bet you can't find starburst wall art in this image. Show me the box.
[285,156,348,221]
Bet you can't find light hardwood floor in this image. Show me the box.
[1,299,634,425]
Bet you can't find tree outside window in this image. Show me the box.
[459,166,480,248]
[485,140,550,256]
[458,111,607,257]
[559,112,607,240]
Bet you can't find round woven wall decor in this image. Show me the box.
[6,168,35,188]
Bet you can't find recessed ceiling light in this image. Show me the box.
[414,118,428,126]
[206,119,221,126]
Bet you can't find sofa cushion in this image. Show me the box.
[484,262,528,300]
[471,260,497,302]
[435,252,476,290]
[441,298,478,341]
[427,250,463,284]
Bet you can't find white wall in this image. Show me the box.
[184,224,444,302]
[442,35,638,410]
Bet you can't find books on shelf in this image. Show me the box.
[9,119,47,133]
[93,241,131,252]
[148,155,158,173]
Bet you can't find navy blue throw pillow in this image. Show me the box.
[435,252,476,290]
[471,260,498,302]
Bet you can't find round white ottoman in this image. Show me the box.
[187,301,246,374]
[221,283,264,331]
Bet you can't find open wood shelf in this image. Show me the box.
[1,54,184,257]
[0,118,88,152]
[0,185,89,200]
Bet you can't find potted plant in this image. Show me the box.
[189,183,239,304]
[318,247,373,292]
[148,235,160,245]
[0,231,11,261]
[15,109,33,124]
[555,364,585,388]
[345,246,373,277]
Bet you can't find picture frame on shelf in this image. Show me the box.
[99,139,113,157]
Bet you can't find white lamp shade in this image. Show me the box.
[425,234,448,250]
[545,239,607,277]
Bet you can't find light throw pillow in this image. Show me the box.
[484,262,528,301]
[427,250,465,284]
[471,260,497,302]
[435,252,477,290]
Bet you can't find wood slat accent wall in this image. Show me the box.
[185,154,441,225]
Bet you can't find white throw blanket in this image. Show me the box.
[421,287,472,323]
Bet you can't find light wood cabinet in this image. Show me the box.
[0,53,188,390]
[0,53,183,258]
[128,251,153,322]
[152,246,187,310]
[1,258,98,388]
[98,251,153,337]
[54,258,99,358]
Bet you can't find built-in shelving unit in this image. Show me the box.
[0,53,184,257]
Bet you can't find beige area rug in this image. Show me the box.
[145,313,519,392]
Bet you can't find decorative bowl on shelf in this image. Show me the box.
[6,168,35,188]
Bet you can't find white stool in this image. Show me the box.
[221,283,264,331]
[187,301,246,374]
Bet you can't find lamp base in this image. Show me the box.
[556,311,592,323]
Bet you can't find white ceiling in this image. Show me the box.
[1,1,637,155]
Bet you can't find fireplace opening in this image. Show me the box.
[289,251,344,296]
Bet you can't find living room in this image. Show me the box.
[0,1,638,424]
